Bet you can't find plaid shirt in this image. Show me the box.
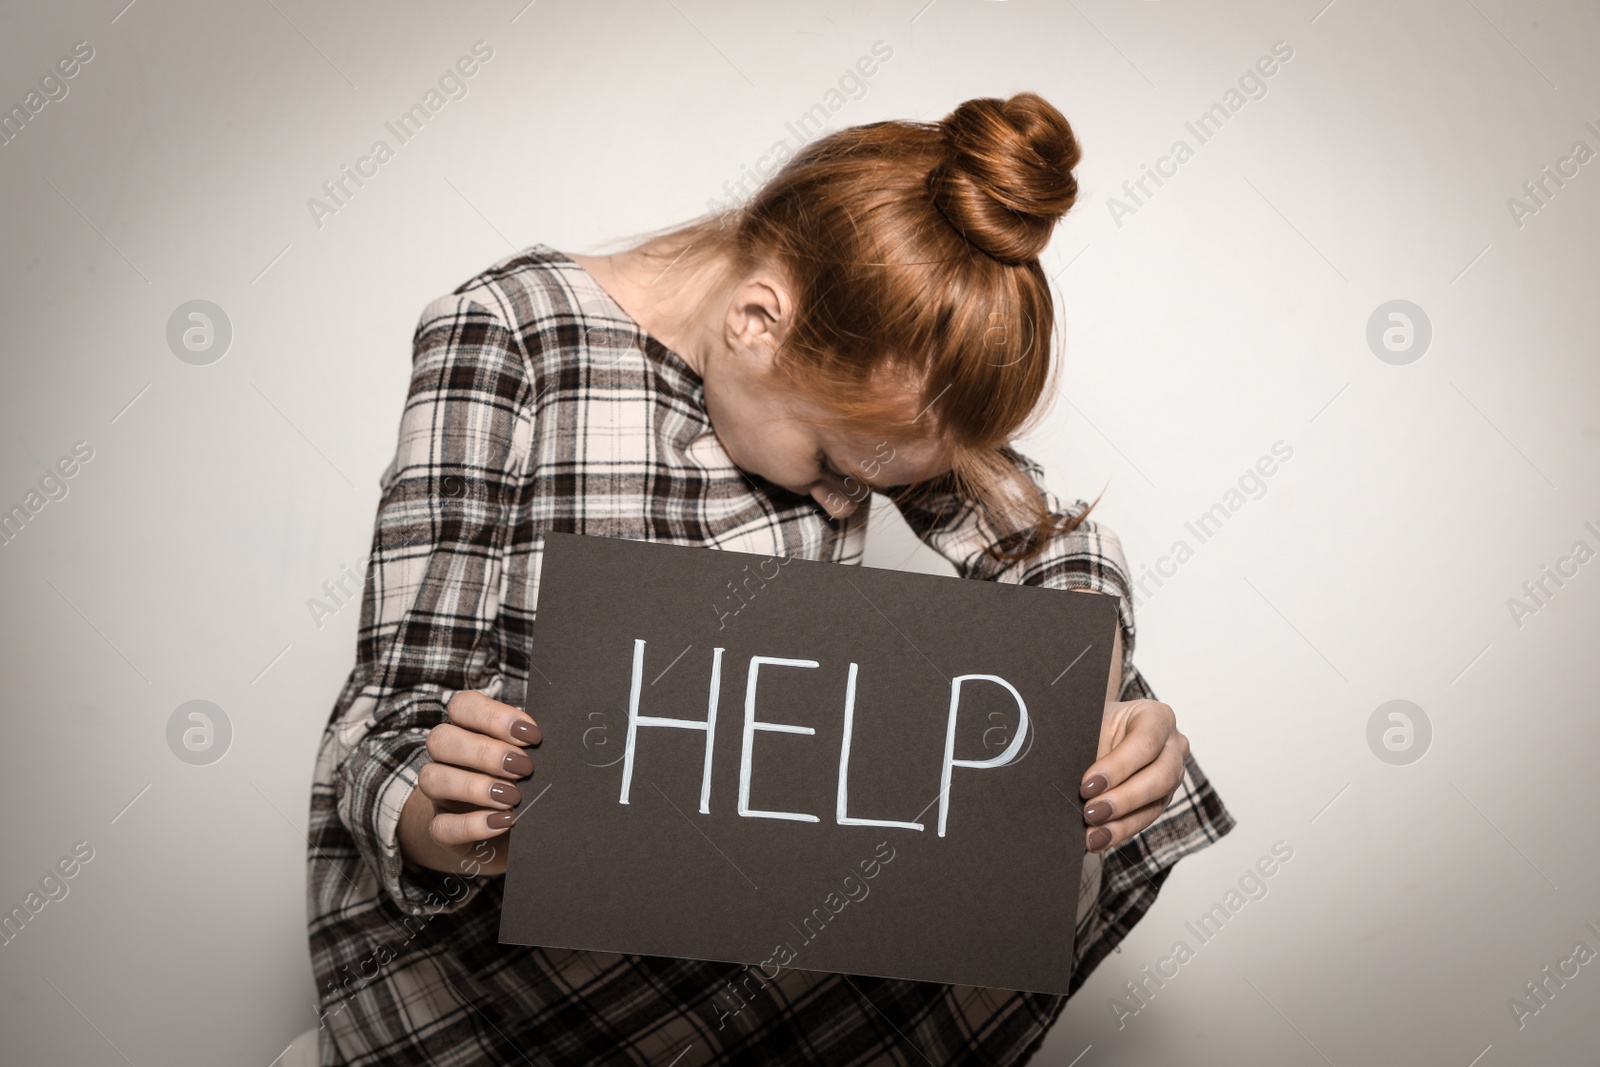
[306,244,1236,1065]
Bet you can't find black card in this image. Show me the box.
[498,532,1117,995]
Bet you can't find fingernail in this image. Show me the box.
[503,750,534,777]
[1081,774,1108,799]
[510,719,542,744]
[1087,827,1112,852]
[489,782,521,806]
[1084,800,1114,826]
[487,810,515,829]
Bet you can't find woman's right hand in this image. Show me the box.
[397,690,543,877]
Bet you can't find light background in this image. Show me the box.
[1,1,1596,1064]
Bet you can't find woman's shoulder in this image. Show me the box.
[407,243,641,392]
[417,242,597,337]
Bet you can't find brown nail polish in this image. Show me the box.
[510,719,542,744]
[489,782,521,806]
[1087,827,1112,852]
[503,750,534,777]
[1081,774,1108,799]
[487,810,515,829]
[1084,800,1114,826]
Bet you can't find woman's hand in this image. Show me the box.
[1078,699,1189,855]
[397,690,543,877]
[1073,587,1189,855]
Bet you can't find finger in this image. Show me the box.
[418,761,522,809]
[426,722,535,780]
[447,690,543,746]
[1080,701,1175,797]
[1082,737,1187,830]
[1087,795,1169,853]
[428,807,517,848]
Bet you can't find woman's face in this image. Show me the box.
[701,349,950,519]
[700,270,953,518]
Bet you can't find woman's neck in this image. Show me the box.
[569,241,734,378]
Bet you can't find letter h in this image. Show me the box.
[618,640,724,813]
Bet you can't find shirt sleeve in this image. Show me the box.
[887,446,1142,693]
[327,289,537,918]
[887,446,1237,993]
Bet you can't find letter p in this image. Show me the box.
[938,674,1029,837]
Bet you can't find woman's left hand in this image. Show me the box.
[1077,699,1190,854]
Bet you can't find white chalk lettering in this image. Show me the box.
[938,675,1029,837]
[739,656,821,823]
[836,662,924,831]
[618,640,725,814]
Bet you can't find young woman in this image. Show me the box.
[306,91,1235,1065]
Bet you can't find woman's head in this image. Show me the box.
[639,91,1089,556]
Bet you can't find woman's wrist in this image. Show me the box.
[397,786,452,873]
[398,781,511,877]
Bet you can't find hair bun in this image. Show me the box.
[928,92,1081,263]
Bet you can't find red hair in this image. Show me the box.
[640,92,1094,561]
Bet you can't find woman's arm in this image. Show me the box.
[886,449,1182,850]
[326,288,538,913]
[397,689,542,877]
[886,447,1233,992]
[1076,589,1190,853]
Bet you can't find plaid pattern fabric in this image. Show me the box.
[306,244,1237,1065]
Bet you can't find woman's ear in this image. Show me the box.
[724,274,790,361]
